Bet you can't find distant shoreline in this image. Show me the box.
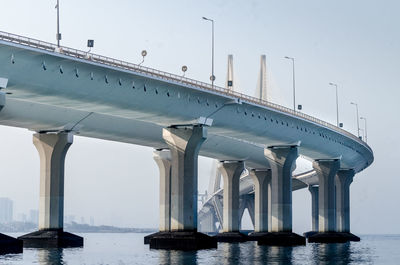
[0,221,157,234]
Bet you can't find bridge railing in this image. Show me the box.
[0,30,370,151]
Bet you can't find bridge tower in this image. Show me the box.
[226,55,235,90]
[256,55,268,101]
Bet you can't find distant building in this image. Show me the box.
[29,209,39,225]
[90,216,94,226]
[17,213,27,222]
[0,197,13,223]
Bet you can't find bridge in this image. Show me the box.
[0,30,373,252]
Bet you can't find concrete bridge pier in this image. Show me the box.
[258,144,306,246]
[308,158,349,243]
[247,169,272,241]
[214,161,247,242]
[303,185,319,238]
[336,169,360,241]
[18,132,83,248]
[144,149,171,244]
[149,125,217,250]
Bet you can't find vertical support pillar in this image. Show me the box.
[258,143,305,245]
[309,185,319,232]
[18,132,83,247]
[264,144,298,232]
[214,161,248,242]
[150,125,217,250]
[219,161,244,233]
[35,132,72,231]
[336,169,354,233]
[163,125,206,231]
[308,163,360,243]
[249,169,271,233]
[153,150,171,232]
[313,159,340,233]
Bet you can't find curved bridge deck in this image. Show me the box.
[0,31,373,178]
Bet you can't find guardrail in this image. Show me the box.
[0,30,370,151]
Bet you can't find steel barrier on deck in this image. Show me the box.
[0,30,370,152]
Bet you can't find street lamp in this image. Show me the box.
[138,50,147,66]
[360,117,368,143]
[181,65,188,78]
[55,0,61,47]
[284,56,296,111]
[202,17,215,88]
[329,82,340,127]
[350,102,360,137]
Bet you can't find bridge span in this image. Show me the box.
[0,30,373,251]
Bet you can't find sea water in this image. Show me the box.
[0,233,399,264]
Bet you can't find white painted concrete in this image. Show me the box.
[153,149,171,232]
[35,132,73,230]
[308,185,319,232]
[336,169,354,232]
[250,169,272,232]
[218,161,245,232]
[265,145,299,232]
[313,159,340,232]
[162,125,207,231]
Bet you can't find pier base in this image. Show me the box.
[144,231,163,245]
[214,232,248,243]
[149,231,217,250]
[307,232,360,243]
[303,231,318,238]
[0,233,23,255]
[247,231,270,241]
[257,232,306,246]
[18,229,83,248]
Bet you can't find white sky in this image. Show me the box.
[0,0,399,234]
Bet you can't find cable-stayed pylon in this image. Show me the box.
[226,54,234,91]
[256,55,268,101]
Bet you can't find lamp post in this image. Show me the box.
[202,17,215,88]
[329,82,339,127]
[350,102,360,137]
[55,0,61,47]
[284,56,296,111]
[360,117,368,143]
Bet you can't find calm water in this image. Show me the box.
[0,233,399,264]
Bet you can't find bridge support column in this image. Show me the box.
[214,161,247,242]
[303,185,319,238]
[308,158,352,243]
[248,169,272,241]
[144,149,171,244]
[258,144,305,246]
[149,125,217,250]
[18,132,83,248]
[336,169,360,241]
[315,159,340,233]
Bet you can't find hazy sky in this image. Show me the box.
[0,0,399,234]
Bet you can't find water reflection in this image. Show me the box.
[311,243,351,265]
[221,243,241,265]
[253,245,293,265]
[158,250,197,265]
[37,248,64,265]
